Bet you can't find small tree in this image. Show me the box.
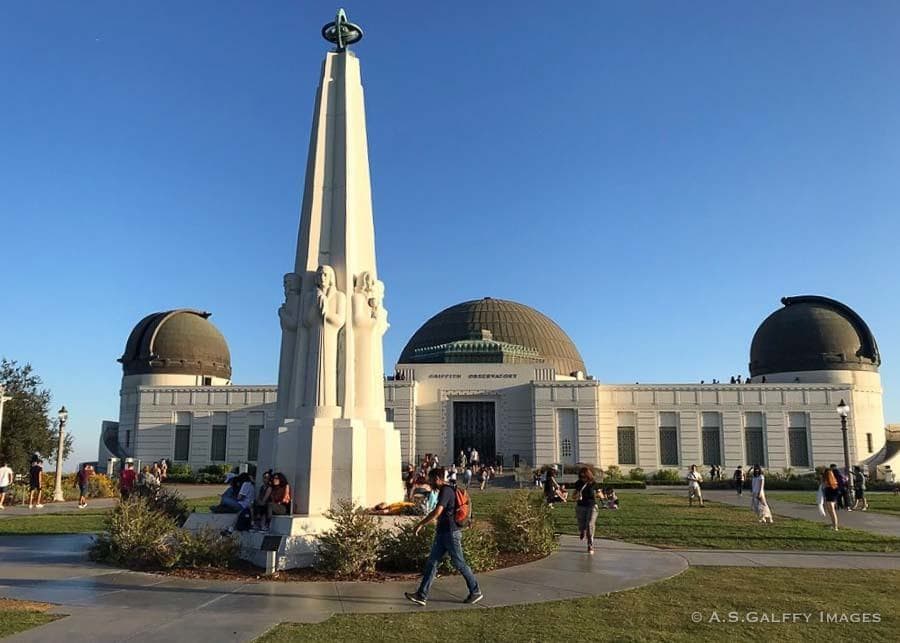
[0,359,72,474]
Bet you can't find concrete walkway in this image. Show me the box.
[1,534,685,642]
[653,487,900,538]
[0,485,219,518]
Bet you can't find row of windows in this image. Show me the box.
[173,411,264,462]
[616,411,811,467]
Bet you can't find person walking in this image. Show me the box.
[830,463,851,511]
[852,466,869,512]
[686,464,704,507]
[28,456,44,508]
[733,465,745,496]
[821,468,840,530]
[574,467,599,554]
[463,466,473,489]
[75,463,92,508]
[405,467,482,607]
[119,462,136,500]
[0,460,13,509]
[750,465,773,523]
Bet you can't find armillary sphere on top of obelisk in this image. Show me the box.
[321,8,363,51]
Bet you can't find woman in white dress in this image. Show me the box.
[750,465,773,523]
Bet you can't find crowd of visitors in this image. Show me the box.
[208,469,292,532]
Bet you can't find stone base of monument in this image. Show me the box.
[183,512,413,571]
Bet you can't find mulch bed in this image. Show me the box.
[160,550,546,583]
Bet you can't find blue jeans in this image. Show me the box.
[417,529,479,599]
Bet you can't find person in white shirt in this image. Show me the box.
[237,474,255,511]
[686,464,704,507]
[0,460,14,509]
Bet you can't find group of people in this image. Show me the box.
[405,453,496,504]
[819,463,868,531]
[686,464,773,523]
[210,470,292,532]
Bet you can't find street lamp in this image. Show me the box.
[52,406,68,502]
[836,399,853,508]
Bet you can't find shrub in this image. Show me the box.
[57,473,119,501]
[90,497,178,569]
[198,464,232,477]
[168,463,192,477]
[596,479,646,490]
[490,490,557,556]
[651,469,682,483]
[171,528,239,569]
[379,522,499,574]
[88,474,118,498]
[604,465,623,480]
[131,484,191,526]
[629,467,646,481]
[194,472,226,485]
[315,500,387,577]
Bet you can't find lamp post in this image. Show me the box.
[836,399,853,508]
[52,406,68,502]
[0,386,11,458]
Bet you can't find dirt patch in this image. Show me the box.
[159,550,546,583]
[0,598,54,612]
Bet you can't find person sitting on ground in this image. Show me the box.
[370,500,416,515]
[119,462,136,501]
[543,467,567,505]
[75,463,92,509]
[260,472,290,531]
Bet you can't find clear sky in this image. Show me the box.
[1,1,898,469]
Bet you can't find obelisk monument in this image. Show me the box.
[267,9,402,515]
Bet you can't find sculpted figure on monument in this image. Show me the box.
[352,272,388,416]
[304,265,346,408]
[276,273,302,414]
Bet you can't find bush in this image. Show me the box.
[198,464,233,477]
[54,473,119,502]
[195,472,226,485]
[315,500,387,577]
[628,467,646,481]
[595,480,646,490]
[490,490,557,556]
[90,497,178,569]
[651,469,682,483]
[604,465,623,480]
[379,521,499,574]
[168,463,192,477]
[171,528,239,569]
[131,484,191,526]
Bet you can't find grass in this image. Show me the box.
[466,489,900,552]
[0,496,219,535]
[766,491,900,516]
[256,567,900,642]
[0,599,62,638]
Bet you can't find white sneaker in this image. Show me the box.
[35,504,44,508]
[28,504,34,509]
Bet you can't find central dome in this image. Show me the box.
[399,298,586,376]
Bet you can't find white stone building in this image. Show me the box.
[100,294,893,476]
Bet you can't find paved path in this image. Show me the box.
[0,485,218,519]
[1,534,684,642]
[652,487,900,538]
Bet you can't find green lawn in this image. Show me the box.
[0,496,219,535]
[766,491,900,516]
[466,489,900,552]
[257,567,900,642]
[0,600,61,638]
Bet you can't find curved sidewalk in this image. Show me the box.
[0,534,686,643]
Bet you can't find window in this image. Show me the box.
[210,411,227,462]
[385,408,395,422]
[744,412,766,466]
[247,411,264,462]
[659,411,679,466]
[701,412,721,466]
[561,438,573,458]
[202,376,212,386]
[174,411,191,461]
[867,433,874,453]
[787,412,809,467]
[617,412,637,465]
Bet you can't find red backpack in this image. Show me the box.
[454,487,472,527]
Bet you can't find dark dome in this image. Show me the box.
[119,309,232,379]
[399,298,586,376]
[749,296,880,377]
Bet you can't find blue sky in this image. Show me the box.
[1,1,898,469]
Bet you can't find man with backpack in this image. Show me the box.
[405,467,482,607]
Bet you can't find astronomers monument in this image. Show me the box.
[260,10,403,515]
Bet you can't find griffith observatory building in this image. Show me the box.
[99,294,895,476]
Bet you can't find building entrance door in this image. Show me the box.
[453,401,496,466]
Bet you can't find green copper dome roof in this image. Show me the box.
[399,298,586,376]
[119,309,232,380]
[749,296,880,377]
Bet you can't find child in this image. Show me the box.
[604,487,619,509]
